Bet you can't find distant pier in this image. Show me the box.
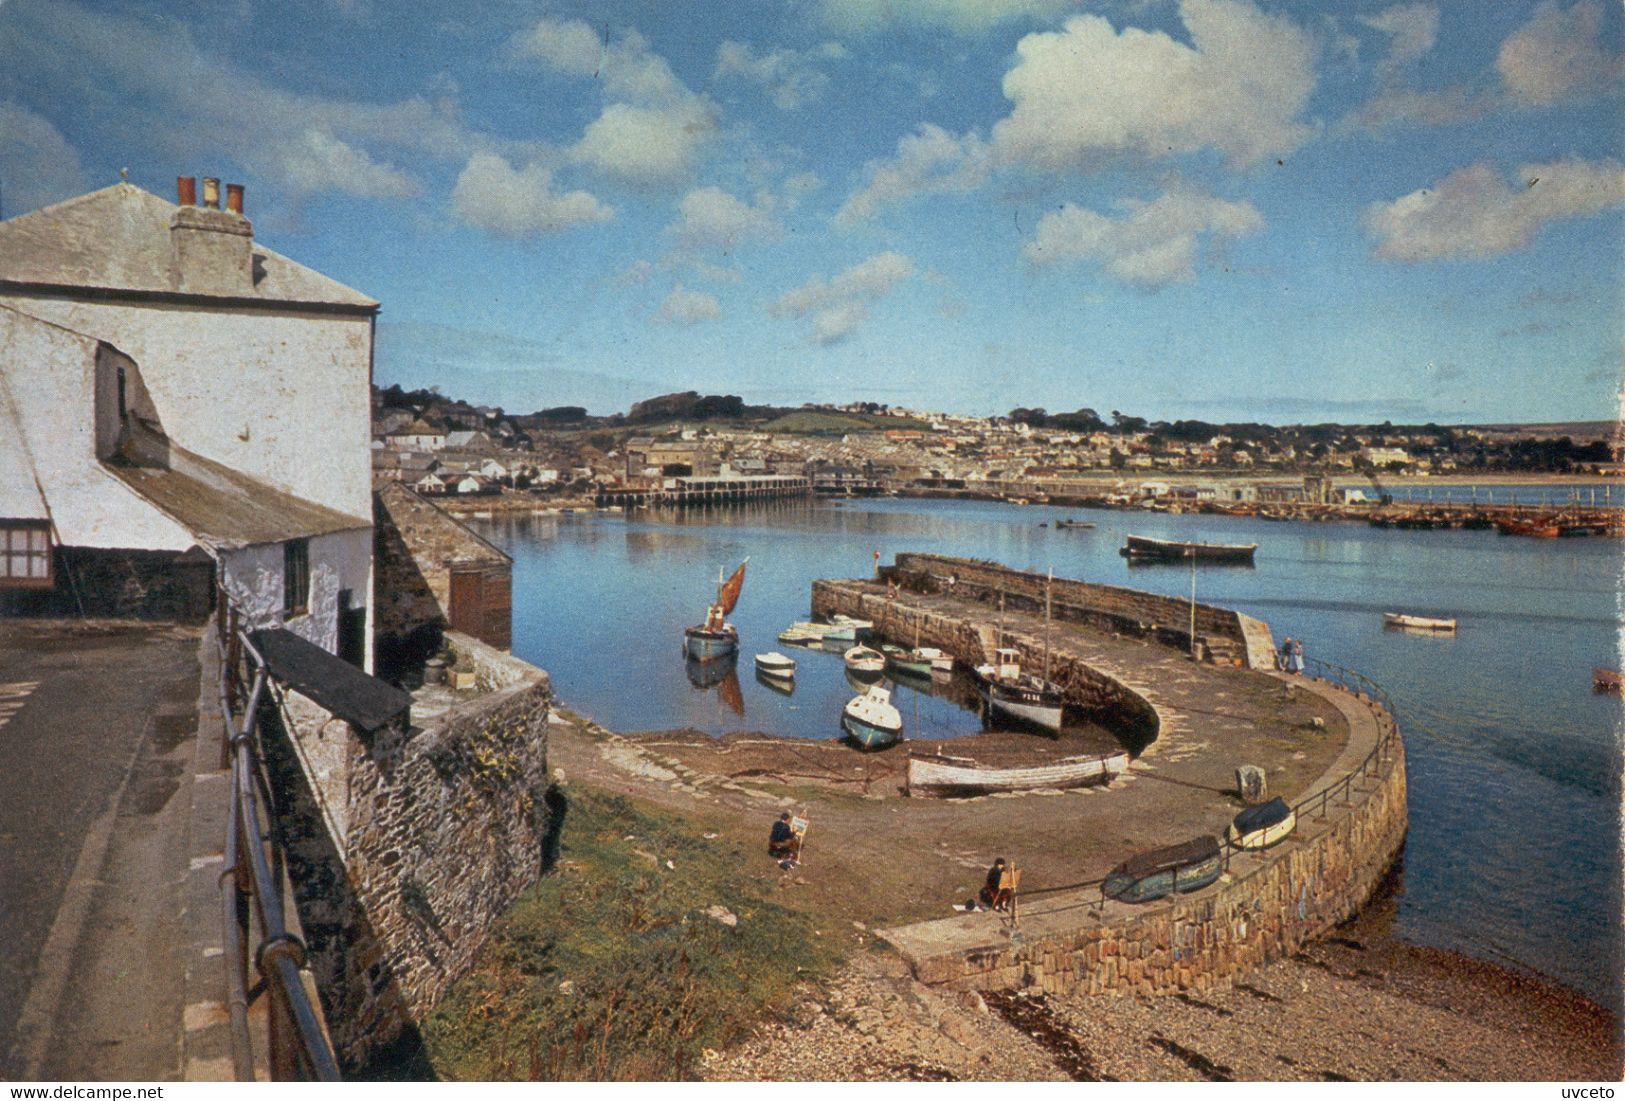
[595,473,811,509]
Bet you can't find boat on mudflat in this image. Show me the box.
[683,558,747,661]
[906,749,1128,797]
[1383,612,1457,632]
[1119,534,1257,564]
[842,684,903,749]
[1227,797,1296,850]
[979,646,1066,731]
[1103,835,1223,903]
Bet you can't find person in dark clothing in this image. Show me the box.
[979,857,1011,911]
[768,812,799,861]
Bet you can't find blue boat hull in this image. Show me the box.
[1104,836,1224,903]
[684,627,737,661]
[841,713,900,750]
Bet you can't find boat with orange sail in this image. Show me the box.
[683,558,748,661]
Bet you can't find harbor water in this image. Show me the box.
[472,494,1623,1012]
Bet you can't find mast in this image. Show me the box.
[1043,568,1053,682]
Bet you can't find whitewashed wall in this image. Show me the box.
[0,297,373,523]
[0,307,194,550]
[219,527,373,659]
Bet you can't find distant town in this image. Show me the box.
[371,383,1622,505]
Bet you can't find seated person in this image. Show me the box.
[768,812,799,861]
[978,857,1013,912]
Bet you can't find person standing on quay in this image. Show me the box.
[1290,637,1305,674]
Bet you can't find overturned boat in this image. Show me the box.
[1103,835,1223,903]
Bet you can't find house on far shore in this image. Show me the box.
[0,176,377,666]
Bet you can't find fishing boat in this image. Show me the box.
[1119,534,1257,564]
[1054,519,1096,530]
[1495,518,1560,538]
[1383,612,1457,632]
[1594,667,1624,693]
[829,614,874,639]
[753,651,796,679]
[843,645,886,677]
[1103,835,1223,903]
[906,749,1128,797]
[683,559,747,661]
[1227,797,1296,850]
[778,624,828,646]
[841,685,903,749]
[981,572,1066,732]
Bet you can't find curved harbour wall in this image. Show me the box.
[812,558,1408,998]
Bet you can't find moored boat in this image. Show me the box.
[882,643,945,677]
[843,645,886,677]
[841,685,903,749]
[1227,797,1296,850]
[1495,518,1560,538]
[754,651,796,679]
[1594,667,1624,693]
[1119,534,1257,564]
[684,558,747,661]
[1383,612,1457,632]
[1103,835,1223,903]
[1055,519,1096,530]
[906,749,1128,797]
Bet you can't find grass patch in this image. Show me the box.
[760,410,931,435]
[421,787,838,1081]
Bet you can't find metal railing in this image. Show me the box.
[215,605,341,1081]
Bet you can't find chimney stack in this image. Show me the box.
[170,172,253,294]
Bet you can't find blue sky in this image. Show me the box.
[1,0,1620,422]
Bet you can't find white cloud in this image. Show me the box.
[812,0,1075,35]
[508,19,717,186]
[658,284,723,325]
[714,40,844,110]
[666,186,783,253]
[572,102,716,185]
[272,128,417,199]
[450,152,613,237]
[1497,1,1623,106]
[834,123,990,229]
[1360,4,1438,81]
[771,251,915,345]
[617,259,656,286]
[0,101,86,214]
[1024,190,1263,284]
[0,1,497,204]
[1364,158,1625,261]
[991,0,1318,171]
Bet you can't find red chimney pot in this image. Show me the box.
[225,183,244,215]
[177,176,197,206]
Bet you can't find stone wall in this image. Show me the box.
[267,632,551,1073]
[811,579,1161,750]
[882,553,1271,668]
[0,545,216,619]
[901,695,1408,999]
[373,483,512,672]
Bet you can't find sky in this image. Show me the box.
[1,0,1621,423]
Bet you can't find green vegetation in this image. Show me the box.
[421,788,838,1081]
[760,409,930,435]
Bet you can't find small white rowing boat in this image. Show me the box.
[843,645,886,676]
[754,651,796,678]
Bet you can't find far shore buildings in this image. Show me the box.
[0,177,378,665]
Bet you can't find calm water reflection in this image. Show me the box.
[474,494,1622,1011]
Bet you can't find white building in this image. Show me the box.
[0,178,379,666]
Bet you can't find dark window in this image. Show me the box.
[0,521,52,587]
[283,538,310,616]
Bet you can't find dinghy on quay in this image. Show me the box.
[1227,796,1296,850]
[1103,835,1223,903]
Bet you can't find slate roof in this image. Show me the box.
[105,443,369,550]
[0,183,377,310]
